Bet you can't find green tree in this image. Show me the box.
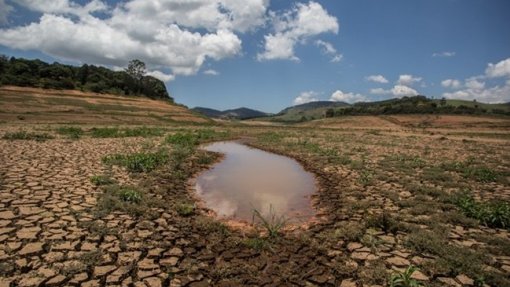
[125,59,146,81]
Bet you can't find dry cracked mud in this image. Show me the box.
[0,122,509,287]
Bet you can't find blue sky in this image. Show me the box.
[1,0,509,113]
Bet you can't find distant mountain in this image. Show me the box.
[269,101,351,122]
[264,96,510,123]
[192,107,269,120]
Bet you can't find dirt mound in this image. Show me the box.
[0,86,209,124]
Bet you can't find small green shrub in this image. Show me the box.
[389,265,423,287]
[176,203,195,216]
[455,193,510,229]
[252,205,287,238]
[103,150,169,173]
[56,126,83,139]
[119,188,142,203]
[90,175,115,186]
[91,127,120,138]
[2,131,54,141]
[366,212,401,234]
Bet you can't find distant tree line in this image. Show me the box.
[324,96,509,117]
[0,56,172,101]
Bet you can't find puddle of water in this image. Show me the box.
[194,141,317,223]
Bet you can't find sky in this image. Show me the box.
[0,0,509,113]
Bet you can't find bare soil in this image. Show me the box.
[0,100,509,286]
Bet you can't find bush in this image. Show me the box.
[103,150,169,172]
[2,131,54,141]
[90,175,115,186]
[57,126,84,139]
[455,193,510,229]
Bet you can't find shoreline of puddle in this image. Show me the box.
[187,140,322,230]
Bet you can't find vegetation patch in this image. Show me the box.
[454,192,510,229]
[102,150,168,172]
[95,185,160,218]
[90,174,116,186]
[166,129,230,146]
[56,126,84,139]
[91,126,163,138]
[2,130,54,141]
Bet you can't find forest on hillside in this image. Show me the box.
[0,56,171,101]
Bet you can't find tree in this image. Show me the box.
[125,59,146,81]
[325,108,335,118]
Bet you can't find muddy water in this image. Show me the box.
[195,141,317,223]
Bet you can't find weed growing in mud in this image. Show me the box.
[441,160,501,183]
[103,150,169,172]
[405,229,491,281]
[243,236,270,252]
[91,127,121,138]
[166,129,230,146]
[90,174,116,186]
[95,185,161,218]
[366,212,402,234]
[176,203,195,216]
[119,188,143,203]
[91,126,163,138]
[258,131,284,143]
[454,192,510,229]
[252,206,287,238]
[56,126,83,139]
[389,265,423,287]
[2,130,54,141]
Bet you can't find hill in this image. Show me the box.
[0,86,209,124]
[0,56,170,100]
[266,101,350,122]
[192,107,269,120]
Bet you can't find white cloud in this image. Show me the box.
[0,0,13,25]
[465,77,485,90]
[366,75,388,84]
[146,70,175,82]
[397,74,422,86]
[369,88,389,95]
[330,90,366,103]
[370,85,418,97]
[440,58,510,103]
[441,79,461,89]
[486,58,510,78]
[443,82,510,103]
[258,1,339,61]
[0,0,272,77]
[315,40,343,62]
[203,69,219,76]
[433,51,455,57]
[391,85,419,97]
[293,91,319,105]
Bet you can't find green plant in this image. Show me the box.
[102,150,169,173]
[454,192,510,229]
[389,265,423,287]
[243,236,269,251]
[176,203,195,216]
[56,126,84,139]
[2,130,54,141]
[91,127,121,138]
[90,174,115,186]
[119,188,142,203]
[252,205,287,238]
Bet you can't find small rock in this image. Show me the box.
[347,242,363,251]
[160,257,179,267]
[386,256,410,267]
[19,242,44,256]
[93,265,117,277]
[144,277,162,287]
[438,277,461,287]
[411,270,429,281]
[456,274,474,286]
[340,279,356,287]
[46,275,66,286]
